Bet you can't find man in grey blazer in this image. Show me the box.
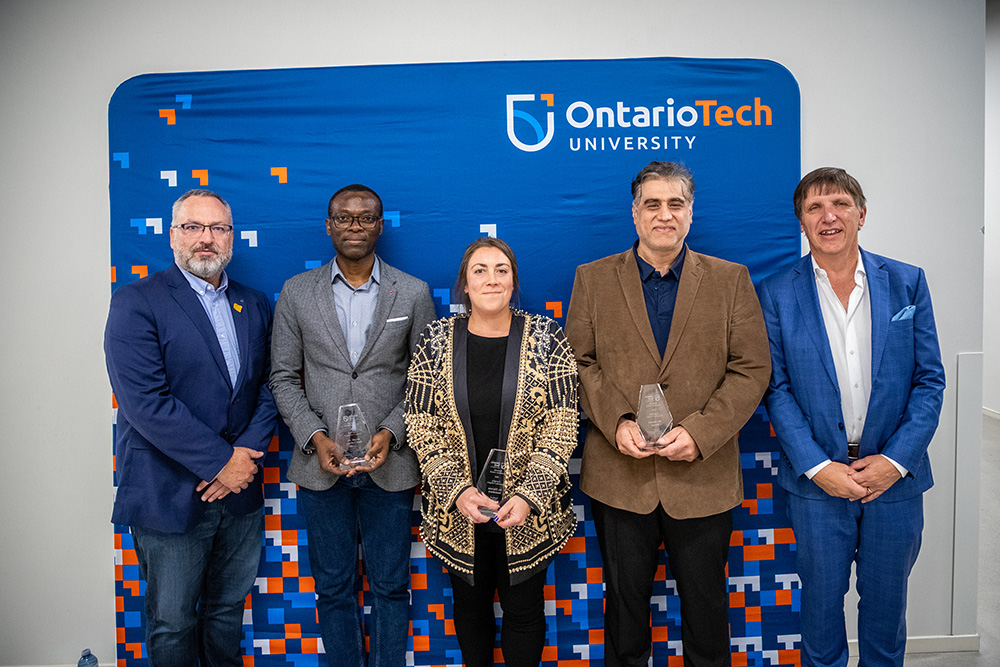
[270,184,435,667]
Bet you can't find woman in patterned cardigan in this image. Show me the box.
[405,237,578,667]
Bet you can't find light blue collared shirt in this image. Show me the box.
[331,256,381,367]
[177,264,241,387]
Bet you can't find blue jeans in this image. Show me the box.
[131,502,263,667]
[299,473,415,667]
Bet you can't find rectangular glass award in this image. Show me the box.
[335,403,372,471]
[636,384,673,451]
[475,448,507,517]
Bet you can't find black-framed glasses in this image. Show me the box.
[172,223,234,237]
[329,214,382,229]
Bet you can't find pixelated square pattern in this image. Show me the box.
[114,409,801,666]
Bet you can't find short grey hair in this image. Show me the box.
[171,189,232,226]
[631,161,695,205]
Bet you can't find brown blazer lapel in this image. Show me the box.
[660,249,704,373]
[615,250,662,367]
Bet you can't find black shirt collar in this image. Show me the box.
[633,241,687,282]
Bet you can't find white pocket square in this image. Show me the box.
[386,316,409,323]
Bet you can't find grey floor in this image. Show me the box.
[849,413,1000,666]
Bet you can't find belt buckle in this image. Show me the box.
[847,443,860,461]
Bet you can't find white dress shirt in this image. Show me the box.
[805,252,907,479]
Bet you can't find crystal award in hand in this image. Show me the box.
[636,384,673,450]
[335,403,372,471]
[475,448,508,517]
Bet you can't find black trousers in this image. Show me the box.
[448,528,549,667]
[592,499,733,667]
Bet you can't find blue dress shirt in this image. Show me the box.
[331,256,381,367]
[177,264,241,387]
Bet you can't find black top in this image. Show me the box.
[634,241,686,359]
[467,332,508,480]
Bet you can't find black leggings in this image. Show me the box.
[448,529,549,667]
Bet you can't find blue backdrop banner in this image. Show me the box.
[109,56,802,666]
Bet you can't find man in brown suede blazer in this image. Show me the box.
[565,161,771,667]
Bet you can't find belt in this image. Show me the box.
[848,443,860,461]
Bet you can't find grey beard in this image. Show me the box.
[175,248,232,281]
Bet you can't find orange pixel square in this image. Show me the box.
[744,544,775,561]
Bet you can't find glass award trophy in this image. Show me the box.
[475,448,508,517]
[335,403,372,471]
[636,384,673,450]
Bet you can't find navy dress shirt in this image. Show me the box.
[634,242,686,359]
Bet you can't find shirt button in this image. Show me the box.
[849,350,855,355]
[854,383,858,388]
[353,321,358,326]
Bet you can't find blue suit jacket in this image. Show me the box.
[759,249,945,501]
[105,264,278,533]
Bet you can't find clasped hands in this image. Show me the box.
[313,428,393,477]
[811,455,902,503]
[197,446,264,502]
[616,418,699,462]
[456,487,530,530]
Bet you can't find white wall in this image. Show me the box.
[0,1,985,664]
[987,0,1000,415]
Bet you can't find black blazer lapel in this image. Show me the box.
[498,314,525,451]
[452,318,478,475]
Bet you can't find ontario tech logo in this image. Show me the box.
[506,94,555,152]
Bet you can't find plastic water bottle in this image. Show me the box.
[78,648,98,667]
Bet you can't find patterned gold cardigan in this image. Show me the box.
[404,311,578,585]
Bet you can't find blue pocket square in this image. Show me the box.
[891,305,915,321]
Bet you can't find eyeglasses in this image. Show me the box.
[329,214,382,229]
[172,223,234,237]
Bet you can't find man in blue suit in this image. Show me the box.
[105,189,277,667]
[759,168,945,667]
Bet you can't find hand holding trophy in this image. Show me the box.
[636,384,673,451]
[475,448,508,517]
[335,403,372,471]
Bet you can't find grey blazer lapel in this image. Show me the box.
[356,262,398,366]
[314,261,351,366]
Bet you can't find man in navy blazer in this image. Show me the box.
[759,168,945,667]
[105,189,277,667]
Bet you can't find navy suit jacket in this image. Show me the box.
[105,264,278,533]
[759,249,945,501]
